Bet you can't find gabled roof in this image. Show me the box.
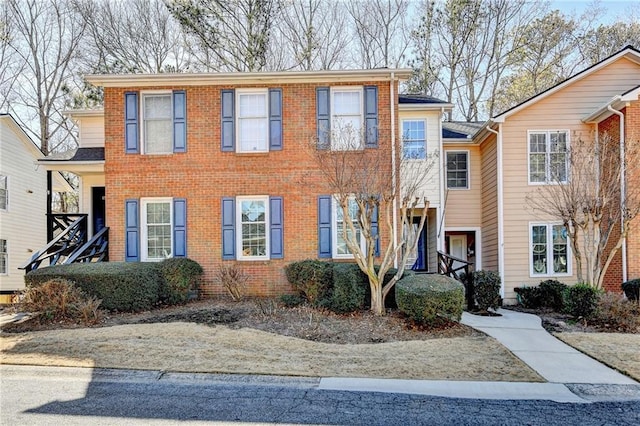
[492,45,640,123]
[442,121,484,141]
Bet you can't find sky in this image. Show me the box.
[551,0,640,22]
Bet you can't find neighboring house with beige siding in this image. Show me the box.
[473,45,640,302]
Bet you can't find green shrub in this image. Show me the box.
[514,285,543,308]
[396,274,464,325]
[284,260,332,305]
[472,270,502,311]
[361,267,412,309]
[622,279,640,302]
[564,283,600,319]
[593,293,640,332]
[538,279,568,311]
[19,278,102,325]
[159,258,203,305]
[25,262,162,312]
[322,263,366,313]
[280,294,305,308]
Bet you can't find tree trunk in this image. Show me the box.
[370,279,384,315]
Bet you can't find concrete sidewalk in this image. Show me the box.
[322,309,640,403]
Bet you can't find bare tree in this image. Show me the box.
[0,3,23,112]
[273,0,351,71]
[167,0,281,72]
[347,0,412,69]
[74,0,191,74]
[312,125,437,315]
[527,133,640,289]
[6,0,86,155]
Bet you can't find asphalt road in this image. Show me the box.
[1,365,639,425]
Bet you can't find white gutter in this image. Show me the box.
[439,108,446,251]
[486,124,505,298]
[391,72,398,268]
[607,105,627,282]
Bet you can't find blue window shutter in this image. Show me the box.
[125,199,139,262]
[221,89,235,151]
[318,195,332,258]
[269,88,282,150]
[364,86,378,148]
[125,92,139,154]
[173,198,187,257]
[316,87,330,149]
[371,204,380,256]
[173,91,186,153]
[222,197,236,259]
[270,196,284,258]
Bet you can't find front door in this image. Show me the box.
[449,234,467,270]
[92,187,106,235]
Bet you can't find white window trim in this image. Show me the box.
[0,239,7,275]
[140,90,173,155]
[236,195,270,261]
[0,175,8,211]
[528,222,572,278]
[330,86,364,151]
[140,197,173,262]
[527,130,570,185]
[445,150,470,190]
[236,88,269,153]
[401,119,427,161]
[331,195,365,259]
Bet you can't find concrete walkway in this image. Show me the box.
[321,308,639,403]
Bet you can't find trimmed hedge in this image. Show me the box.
[159,258,203,304]
[622,278,640,302]
[564,283,600,319]
[472,270,502,312]
[323,263,366,313]
[284,260,332,305]
[515,280,568,310]
[396,273,464,324]
[25,262,161,312]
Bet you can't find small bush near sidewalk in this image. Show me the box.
[19,278,102,325]
[472,270,502,312]
[593,293,640,332]
[216,263,248,301]
[284,260,332,305]
[159,258,204,305]
[563,283,600,319]
[323,263,366,313]
[622,278,640,302]
[514,280,567,310]
[396,274,464,325]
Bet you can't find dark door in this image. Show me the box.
[92,187,106,234]
[412,219,428,271]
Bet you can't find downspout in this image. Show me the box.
[486,124,505,298]
[607,105,627,282]
[438,107,446,251]
[390,72,398,268]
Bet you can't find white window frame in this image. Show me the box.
[140,91,173,155]
[401,119,427,160]
[330,86,364,151]
[140,197,173,262]
[236,195,270,261]
[527,130,569,185]
[236,88,269,153]
[332,196,365,259]
[0,175,7,211]
[529,222,571,277]
[446,150,470,190]
[0,239,7,275]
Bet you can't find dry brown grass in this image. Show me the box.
[0,322,543,382]
[554,332,640,381]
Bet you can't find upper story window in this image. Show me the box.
[530,223,570,276]
[0,175,7,210]
[124,91,186,155]
[0,239,7,275]
[402,120,426,159]
[237,90,269,152]
[331,87,363,150]
[446,151,469,189]
[141,198,173,261]
[143,93,173,154]
[528,130,569,184]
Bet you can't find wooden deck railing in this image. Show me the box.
[437,250,475,310]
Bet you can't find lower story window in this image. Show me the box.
[530,224,569,276]
[0,239,7,274]
[141,198,173,261]
[237,196,269,260]
[333,196,364,258]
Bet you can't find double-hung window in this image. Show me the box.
[528,131,569,183]
[0,175,7,210]
[237,196,269,259]
[0,239,7,275]
[331,87,363,150]
[530,223,570,276]
[237,90,269,152]
[142,93,173,154]
[446,151,469,189]
[141,198,173,261]
[402,120,426,159]
[332,196,364,258]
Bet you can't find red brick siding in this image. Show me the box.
[104,81,397,296]
[625,97,640,284]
